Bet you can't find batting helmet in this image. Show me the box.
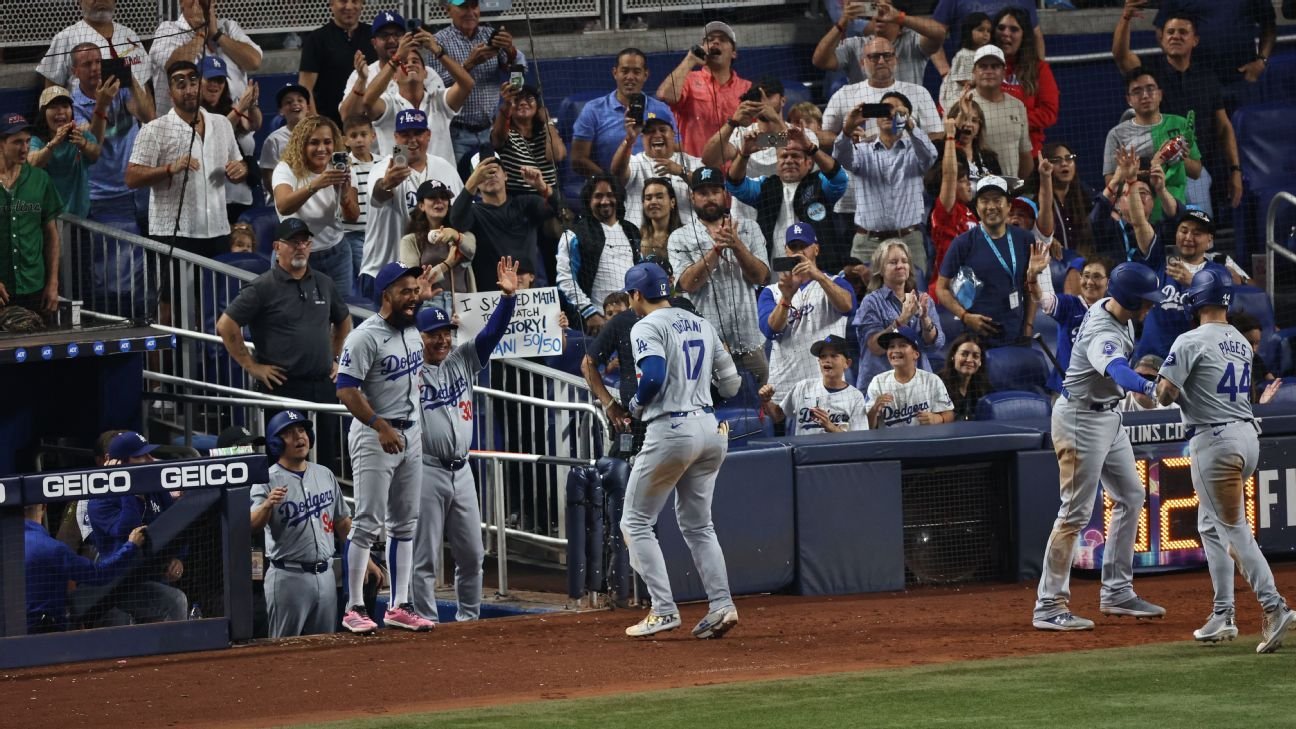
[623,262,671,300]
[1185,267,1232,316]
[1106,262,1165,310]
[266,410,314,460]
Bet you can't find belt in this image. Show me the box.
[1062,396,1119,412]
[385,418,417,430]
[856,224,922,239]
[1186,419,1255,438]
[450,119,491,133]
[426,456,469,471]
[658,406,714,421]
[270,558,330,574]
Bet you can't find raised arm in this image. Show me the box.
[655,50,702,105]
[1112,1,1142,74]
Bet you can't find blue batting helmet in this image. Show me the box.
[623,262,671,300]
[266,410,314,461]
[1106,262,1165,310]
[1185,267,1232,316]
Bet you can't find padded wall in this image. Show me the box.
[794,461,904,595]
[1014,450,1063,582]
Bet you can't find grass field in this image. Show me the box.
[296,636,1296,729]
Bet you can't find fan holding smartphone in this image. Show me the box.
[433,6,526,163]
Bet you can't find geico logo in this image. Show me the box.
[160,463,250,489]
[43,472,132,498]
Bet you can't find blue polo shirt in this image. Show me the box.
[71,80,138,202]
[1133,233,1230,360]
[1047,293,1090,393]
[25,520,138,632]
[939,224,1035,348]
[572,90,676,173]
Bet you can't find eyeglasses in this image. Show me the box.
[865,52,896,62]
[1128,85,1160,97]
[169,74,201,90]
[1080,272,1108,281]
[1048,154,1078,163]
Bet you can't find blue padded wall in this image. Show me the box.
[794,460,904,595]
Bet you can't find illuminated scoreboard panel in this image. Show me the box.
[1073,448,1258,571]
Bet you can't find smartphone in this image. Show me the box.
[101,57,132,87]
[391,143,408,167]
[856,102,892,118]
[690,44,707,60]
[331,152,349,171]
[851,1,880,16]
[758,131,788,148]
[627,92,646,126]
[478,143,496,162]
[485,24,504,46]
[772,256,801,273]
[509,64,526,90]
[405,18,421,33]
[1165,245,1183,263]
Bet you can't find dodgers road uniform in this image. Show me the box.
[253,463,351,637]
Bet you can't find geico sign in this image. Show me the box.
[160,463,250,489]
[43,472,132,498]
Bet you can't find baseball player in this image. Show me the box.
[1034,262,1167,632]
[619,261,744,639]
[1155,269,1294,652]
[865,327,954,429]
[758,334,869,435]
[411,257,520,623]
[335,261,437,633]
[251,410,356,638]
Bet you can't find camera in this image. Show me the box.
[772,256,801,273]
[391,144,408,167]
[331,152,349,171]
[627,92,646,126]
[758,132,788,148]
[101,57,132,87]
[405,18,421,33]
[509,64,526,91]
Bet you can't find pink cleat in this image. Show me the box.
[342,605,378,634]
[384,603,437,632]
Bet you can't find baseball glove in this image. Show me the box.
[0,305,47,334]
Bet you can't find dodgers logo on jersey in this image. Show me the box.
[278,490,336,528]
[881,401,928,426]
[636,338,649,354]
[422,374,469,411]
[378,350,423,381]
[1102,341,1118,356]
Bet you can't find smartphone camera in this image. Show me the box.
[331,152,349,171]
[405,18,421,33]
[509,64,525,91]
[391,144,408,167]
[627,92,646,126]
[772,256,801,273]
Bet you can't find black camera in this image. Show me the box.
[331,152,349,171]
[627,93,646,126]
[405,18,421,33]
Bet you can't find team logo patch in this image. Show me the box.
[1102,341,1118,356]
[636,339,649,354]
[1163,352,1176,367]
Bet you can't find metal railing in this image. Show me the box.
[1265,191,1296,298]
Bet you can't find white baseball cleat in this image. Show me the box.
[1033,612,1095,631]
[1257,604,1295,654]
[625,612,681,637]
[692,606,739,639]
[1099,596,1166,619]
[1193,609,1238,643]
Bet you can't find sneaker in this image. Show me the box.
[692,607,740,639]
[1100,596,1166,618]
[342,605,378,634]
[1193,609,1238,643]
[1033,612,1095,631]
[625,612,681,637]
[1257,604,1295,654]
[384,603,437,632]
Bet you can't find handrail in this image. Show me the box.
[1265,192,1296,298]
[503,356,594,389]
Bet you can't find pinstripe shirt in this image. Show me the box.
[668,218,769,355]
[431,24,527,129]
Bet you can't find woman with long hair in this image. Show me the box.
[1036,141,1095,257]
[199,57,261,224]
[491,84,565,197]
[943,97,1002,183]
[399,179,476,313]
[851,239,944,392]
[992,7,1058,157]
[638,177,683,261]
[272,115,360,297]
[937,333,991,421]
[28,85,100,217]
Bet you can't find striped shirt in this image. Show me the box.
[668,217,769,355]
[431,24,527,129]
[342,155,375,232]
[498,125,557,195]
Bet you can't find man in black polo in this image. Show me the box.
[298,0,377,125]
[217,218,352,463]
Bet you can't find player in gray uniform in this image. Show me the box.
[251,410,354,638]
[619,262,744,639]
[1034,262,1168,631]
[1156,268,1294,652]
[336,261,437,633]
[411,258,519,623]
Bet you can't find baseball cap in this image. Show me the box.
[703,21,737,45]
[643,115,673,130]
[1179,207,1214,233]
[372,10,406,34]
[416,306,457,333]
[38,86,72,109]
[973,45,1006,66]
[108,431,158,460]
[417,179,454,200]
[0,113,31,136]
[200,56,227,80]
[276,83,311,107]
[446,0,478,5]
[623,262,672,299]
[216,425,265,449]
[785,222,817,248]
[374,261,423,294]
[689,166,725,191]
[1010,196,1039,219]
[395,108,429,132]
[275,217,312,241]
[810,334,850,358]
[974,175,1009,201]
[878,326,922,351]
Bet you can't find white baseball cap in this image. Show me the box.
[974,175,1010,200]
[703,21,737,46]
[973,45,1006,66]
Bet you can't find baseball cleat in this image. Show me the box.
[1193,609,1238,643]
[1033,612,1095,631]
[384,603,437,632]
[1256,604,1295,654]
[625,612,681,637]
[1100,597,1166,619]
[692,607,739,639]
[342,605,378,634]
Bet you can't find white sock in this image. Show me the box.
[389,537,414,607]
[345,539,368,611]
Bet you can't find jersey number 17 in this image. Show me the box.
[683,340,706,380]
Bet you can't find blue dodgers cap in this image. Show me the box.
[623,262,671,299]
[200,56,227,79]
[416,306,457,333]
[395,108,429,132]
[877,326,922,351]
[372,10,406,33]
[810,334,849,357]
[785,222,817,248]
[374,261,423,294]
[108,431,159,460]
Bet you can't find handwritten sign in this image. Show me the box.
[456,287,564,360]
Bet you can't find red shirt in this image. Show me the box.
[928,197,979,299]
[1001,58,1059,158]
[670,69,752,157]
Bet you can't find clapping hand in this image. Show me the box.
[353,51,369,80]
[898,290,919,321]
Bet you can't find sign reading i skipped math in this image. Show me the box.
[456,287,564,360]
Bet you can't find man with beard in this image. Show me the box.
[148,0,262,117]
[340,10,447,127]
[669,167,771,385]
[613,116,698,228]
[125,60,246,258]
[656,22,752,157]
[335,261,440,633]
[572,47,676,176]
[556,175,643,334]
[38,0,153,93]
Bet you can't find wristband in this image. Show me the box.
[209,30,224,45]
[835,22,847,33]
[778,299,792,309]
[95,110,109,121]
[434,47,446,60]
[367,413,381,428]
[897,12,907,24]
[352,86,365,96]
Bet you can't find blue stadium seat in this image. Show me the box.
[238,206,280,258]
[1229,284,1275,334]
[975,390,1051,421]
[983,345,1049,395]
[937,304,964,342]
[545,329,587,376]
[1231,101,1296,259]
[715,369,773,441]
[781,79,812,109]
[1265,379,1296,406]
[1033,310,1059,357]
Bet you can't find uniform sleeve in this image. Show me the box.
[865,375,883,407]
[1157,337,1192,390]
[1086,329,1132,376]
[777,381,798,419]
[64,540,137,586]
[820,164,849,203]
[35,31,71,86]
[630,318,665,365]
[757,286,781,340]
[88,496,145,541]
[846,390,870,431]
[725,175,764,206]
[249,483,269,509]
[337,329,376,383]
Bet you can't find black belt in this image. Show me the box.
[385,418,416,430]
[1063,396,1119,412]
[1186,420,1255,438]
[270,558,330,574]
[427,456,468,471]
[856,224,922,239]
[450,119,491,133]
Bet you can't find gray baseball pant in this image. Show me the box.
[411,461,485,622]
[264,564,337,638]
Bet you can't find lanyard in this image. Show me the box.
[979,225,1017,284]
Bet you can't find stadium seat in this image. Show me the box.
[1229,284,1275,334]
[1033,311,1059,358]
[1264,379,1296,406]
[715,369,773,441]
[937,304,964,342]
[781,79,812,108]
[1231,101,1296,259]
[983,345,1049,395]
[975,390,1052,421]
[237,206,280,258]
